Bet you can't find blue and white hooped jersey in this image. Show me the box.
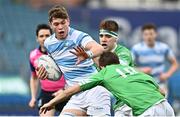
[44,27,97,86]
[131,41,175,82]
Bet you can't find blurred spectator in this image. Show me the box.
[28,0,89,9]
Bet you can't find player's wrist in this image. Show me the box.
[86,50,94,58]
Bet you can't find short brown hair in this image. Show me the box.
[99,20,119,32]
[48,5,69,22]
[142,23,157,31]
[99,52,120,67]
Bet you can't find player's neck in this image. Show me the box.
[111,44,117,52]
[147,42,155,48]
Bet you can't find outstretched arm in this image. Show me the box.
[70,41,104,64]
[40,85,81,114]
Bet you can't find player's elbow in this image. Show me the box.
[173,59,179,70]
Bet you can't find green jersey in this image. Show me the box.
[94,44,134,71]
[114,44,134,67]
[80,64,164,116]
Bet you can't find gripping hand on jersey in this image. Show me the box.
[70,46,89,65]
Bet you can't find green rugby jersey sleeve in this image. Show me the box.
[80,69,104,91]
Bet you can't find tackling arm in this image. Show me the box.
[40,85,81,114]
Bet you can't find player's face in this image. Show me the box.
[37,29,51,48]
[50,18,70,39]
[99,34,117,52]
[143,29,157,47]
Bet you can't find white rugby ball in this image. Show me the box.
[37,55,62,81]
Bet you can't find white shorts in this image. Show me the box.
[114,104,132,117]
[139,99,175,117]
[62,86,111,116]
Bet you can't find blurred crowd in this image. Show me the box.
[8,0,180,10]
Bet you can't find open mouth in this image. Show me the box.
[101,44,108,49]
[59,31,65,36]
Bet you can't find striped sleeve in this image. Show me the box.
[79,33,95,48]
[165,45,175,59]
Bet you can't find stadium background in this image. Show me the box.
[0,0,180,116]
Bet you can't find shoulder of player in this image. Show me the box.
[156,41,169,49]
[116,44,130,51]
[71,28,90,38]
[29,48,39,59]
[116,44,131,56]
[44,34,55,45]
[69,28,93,45]
[131,42,144,50]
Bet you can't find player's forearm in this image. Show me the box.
[93,57,100,67]
[30,76,39,99]
[90,45,104,58]
[86,41,104,58]
[166,61,178,78]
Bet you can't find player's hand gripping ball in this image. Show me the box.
[37,55,62,81]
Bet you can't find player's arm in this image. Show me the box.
[40,72,104,114]
[40,82,99,114]
[70,36,104,64]
[29,61,39,108]
[84,40,104,58]
[160,56,178,81]
[29,75,39,108]
[40,84,81,114]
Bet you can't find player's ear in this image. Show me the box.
[67,18,70,26]
[48,22,53,29]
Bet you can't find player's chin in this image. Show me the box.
[103,48,109,52]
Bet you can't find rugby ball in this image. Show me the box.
[37,55,62,81]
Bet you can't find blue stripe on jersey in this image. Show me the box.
[48,42,64,54]
[56,57,77,66]
[49,40,76,54]
[56,57,93,67]
[76,33,89,46]
[65,66,97,79]
[135,49,167,56]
